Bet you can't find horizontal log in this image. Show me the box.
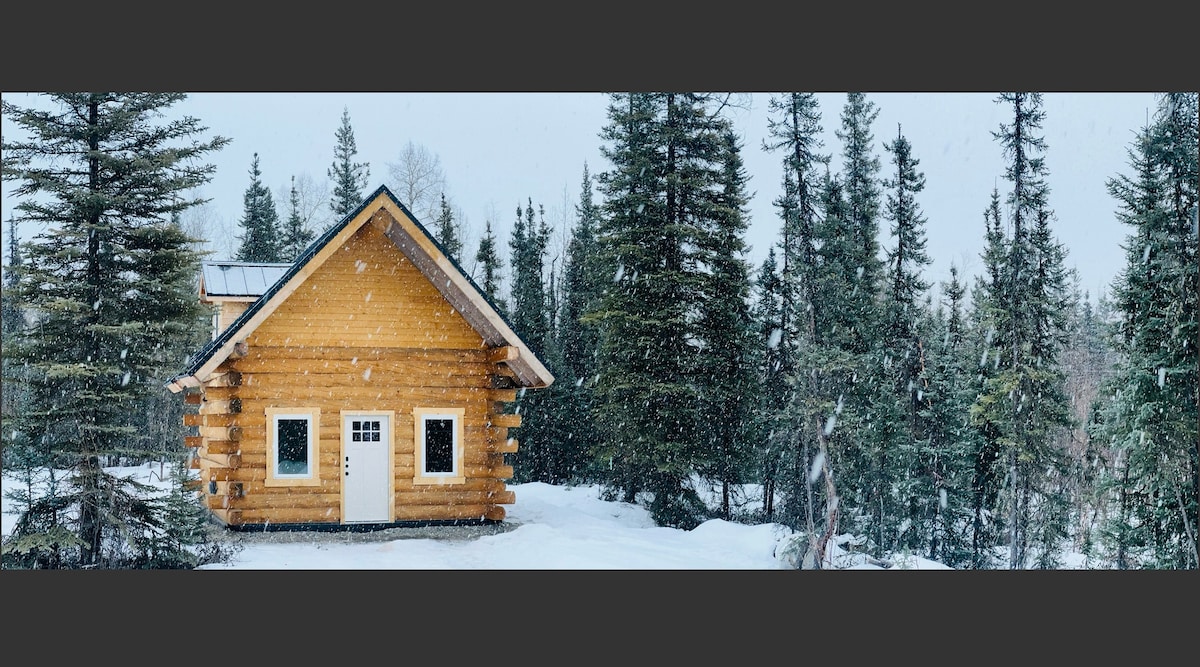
[211,478,347,496]
[201,453,241,469]
[189,456,201,470]
[203,440,241,455]
[228,386,495,404]
[209,508,243,526]
[200,413,239,428]
[204,371,243,388]
[183,478,203,491]
[492,437,519,453]
[241,372,492,389]
[184,436,204,449]
[490,413,522,428]
[390,504,501,522]
[183,413,203,427]
[488,389,518,404]
[394,489,515,506]
[184,392,203,405]
[202,398,242,414]
[487,345,519,363]
[239,346,488,363]
[222,493,340,510]
[237,507,340,524]
[199,425,243,441]
[485,505,506,521]
[228,357,491,376]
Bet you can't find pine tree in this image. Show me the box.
[328,107,370,218]
[234,153,283,263]
[433,193,463,262]
[279,175,316,262]
[473,217,506,313]
[0,93,227,568]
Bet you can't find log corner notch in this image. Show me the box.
[226,340,249,360]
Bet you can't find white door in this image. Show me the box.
[343,414,391,523]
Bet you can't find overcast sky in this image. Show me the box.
[1,92,1164,303]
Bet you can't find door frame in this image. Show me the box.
[340,410,395,523]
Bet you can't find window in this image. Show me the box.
[266,407,321,487]
[413,407,465,485]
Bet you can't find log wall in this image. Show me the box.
[191,221,520,527]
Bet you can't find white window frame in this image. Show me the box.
[413,407,465,485]
[265,407,321,487]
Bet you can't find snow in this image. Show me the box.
[2,463,1094,570]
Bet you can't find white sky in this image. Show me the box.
[1,92,1162,303]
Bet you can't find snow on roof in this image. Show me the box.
[201,261,292,299]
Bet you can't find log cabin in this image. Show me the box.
[166,185,554,530]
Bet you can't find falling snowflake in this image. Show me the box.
[808,450,825,484]
[766,327,783,349]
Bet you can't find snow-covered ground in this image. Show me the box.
[3,462,1099,569]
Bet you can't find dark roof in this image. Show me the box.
[167,185,553,391]
[201,261,291,298]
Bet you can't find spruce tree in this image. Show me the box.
[835,92,885,353]
[433,193,463,262]
[590,93,734,528]
[1094,93,1198,569]
[473,217,506,313]
[555,163,605,483]
[693,127,757,520]
[878,125,935,556]
[761,93,840,560]
[279,175,316,262]
[234,153,283,263]
[507,199,552,482]
[0,93,227,568]
[328,107,370,218]
[974,93,1075,569]
[966,189,1009,568]
[749,248,786,521]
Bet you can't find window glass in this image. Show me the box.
[277,417,309,475]
[425,417,454,474]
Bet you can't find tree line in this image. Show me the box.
[1,92,1195,569]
